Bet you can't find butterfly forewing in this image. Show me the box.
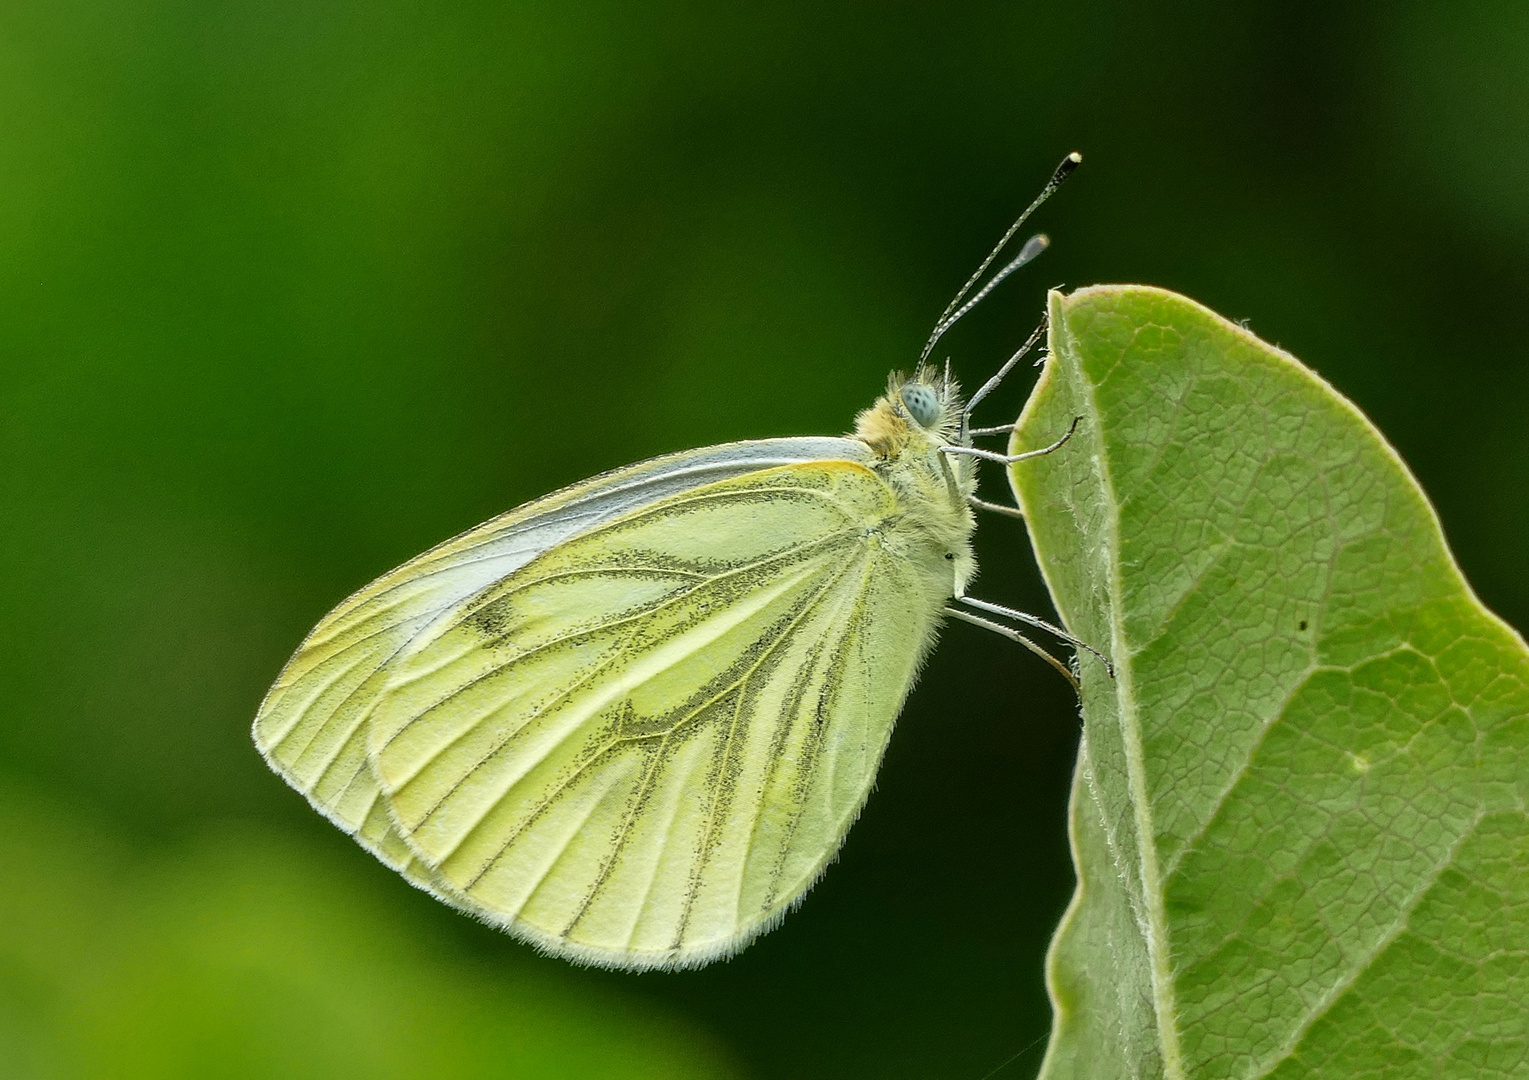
[366,460,950,967]
[251,438,872,878]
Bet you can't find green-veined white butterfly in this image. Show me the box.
[253,153,1102,971]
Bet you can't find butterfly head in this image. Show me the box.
[853,364,963,457]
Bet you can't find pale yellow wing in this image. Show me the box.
[251,438,872,885]
[366,461,952,969]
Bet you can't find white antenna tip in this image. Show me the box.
[1051,152,1083,187]
[1017,233,1050,264]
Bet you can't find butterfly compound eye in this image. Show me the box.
[900,383,941,428]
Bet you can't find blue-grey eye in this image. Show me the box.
[900,383,940,428]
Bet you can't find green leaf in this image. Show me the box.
[1009,286,1529,1080]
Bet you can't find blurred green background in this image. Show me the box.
[2,2,1526,1077]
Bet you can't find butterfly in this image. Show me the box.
[252,153,1102,970]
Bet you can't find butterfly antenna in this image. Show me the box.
[918,151,1081,366]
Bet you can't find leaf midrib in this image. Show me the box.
[1067,311,1188,1080]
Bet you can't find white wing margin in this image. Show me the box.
[252,438,874,871]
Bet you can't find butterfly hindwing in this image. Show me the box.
[366,460,951,968]
[251,438,874,877]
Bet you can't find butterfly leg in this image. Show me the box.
[959,425,1032,519]
[942,415,1081,467]
[953,594,1115,677]
[957,316,1047,442]
[967,495,1025,520]
[944,606,1078,691]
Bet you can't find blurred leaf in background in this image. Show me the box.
[0,791,739,1079]
[1,0,1526,1077]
